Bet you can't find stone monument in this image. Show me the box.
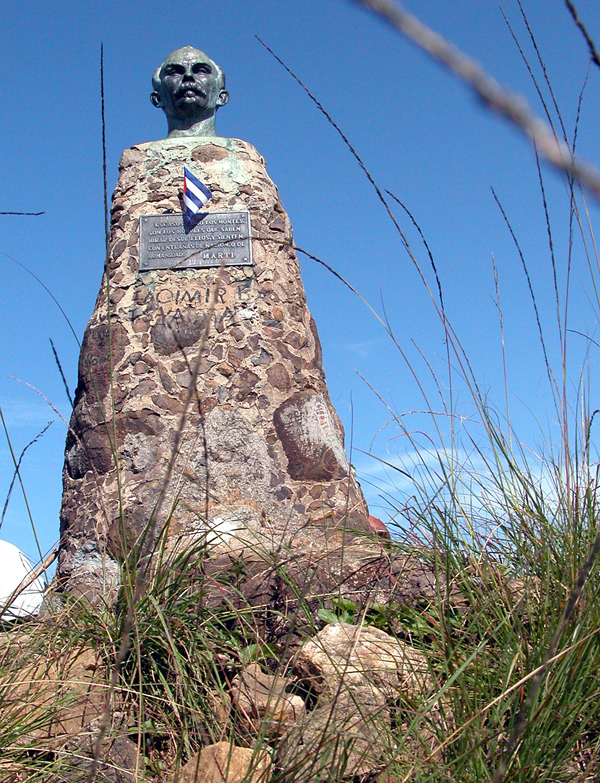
[56,47,373,599]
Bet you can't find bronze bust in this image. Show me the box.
[151,46,229,138]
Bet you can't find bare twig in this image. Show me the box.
[0,404,45,566]
[491,187,553,383]
[516,0,570,144]
[0,211,45,216]
[50,338,74,407]
[352,0,600,202]
[565,0,600,69]
[255,40,487,415]
[385,189,445,312]
[88,264,227,782]
[0,249,80,346]
[8,375,115,543]
[255,36,420,268]
[1,419,54,534]
[101,44,109,249]
[88,43,122,783]
[568,328,600,350]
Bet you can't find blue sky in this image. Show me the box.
[1,0,599,561]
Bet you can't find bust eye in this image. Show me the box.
[193,63,211,75]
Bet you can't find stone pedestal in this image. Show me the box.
[57,137,371,598]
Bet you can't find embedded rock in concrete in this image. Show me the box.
[273,391,350,481]
[57,137,371,597]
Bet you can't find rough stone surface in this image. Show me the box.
[3,646,105,748]
[277,624,439,781]
[294,622,433,705]
[277,691,391,782]
[177,741,271,783]
[97,736,139,782]
[206,689,232,740]
[3,735,140,783]
[195,536,464,652]
[57,137,371,596]
[61,734,139,783]
[231,663,305,737]
[282,622,449,780]
[1,640,141,780]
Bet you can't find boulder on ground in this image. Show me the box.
[294,621,433,704]
[231,663,305,737]
[177,741,271,783]
[275,622,440,780]
[2,645,106,748]
[277,690,392,782]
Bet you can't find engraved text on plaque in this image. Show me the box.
[139,211,252,271]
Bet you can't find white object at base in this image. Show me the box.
[0,540,45,620]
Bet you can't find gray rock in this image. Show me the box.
[277,691,392,782]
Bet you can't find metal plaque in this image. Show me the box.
[139,211,253,271]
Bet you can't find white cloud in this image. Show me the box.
[330,338,383,358]
[353,439,563,542]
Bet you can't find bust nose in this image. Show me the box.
[182,67,195,82]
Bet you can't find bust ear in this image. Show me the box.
[217,90,229,108]
[150,91,162,108]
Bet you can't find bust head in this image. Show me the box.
[151,46,229,138]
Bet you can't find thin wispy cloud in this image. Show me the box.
[354,440,561,537]
[330,338,384,358]
[0,397,65,428]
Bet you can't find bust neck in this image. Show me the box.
[166,113,218,138]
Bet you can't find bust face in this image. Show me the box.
[151,47,229,125]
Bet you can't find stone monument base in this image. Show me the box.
[57,137,372,600]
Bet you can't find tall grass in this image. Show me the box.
[2,439,600,782]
